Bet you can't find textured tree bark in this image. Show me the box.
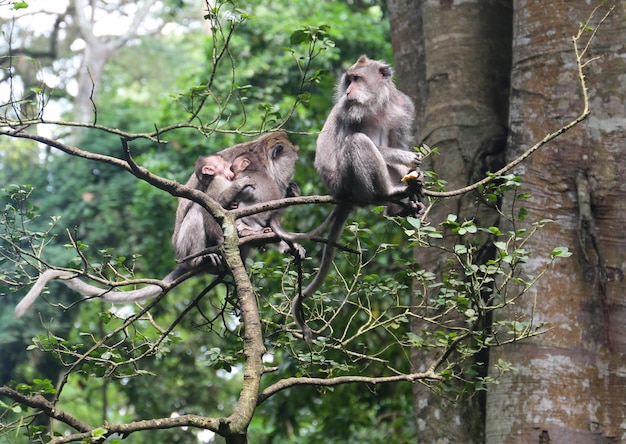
[388,1,513,442]
[485,1,626,443]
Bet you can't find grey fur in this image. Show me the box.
[15,133,299,317]
[293,55,420,342]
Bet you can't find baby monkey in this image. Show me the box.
[173,154,253,269]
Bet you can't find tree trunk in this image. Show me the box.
[388,1,513,442]
[485,1,626,442]
[390,0,625,442]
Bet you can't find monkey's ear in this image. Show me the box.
[271,143,284,160]
[379,63,393,79]
[356,54,370,65]
[202,165,216,176]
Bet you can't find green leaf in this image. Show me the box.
[91,428,108,439]
[551,246,573,258]
[494,241,507,251]
[517,207,528,220]
[290,30,310,45]
[427,231,444,239]
[406,216,422,229]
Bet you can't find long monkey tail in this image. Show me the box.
[268,207,336,243]
[14,269,174,318]
[291,205,352,342]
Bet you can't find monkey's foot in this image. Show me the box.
[409,200,426,218]
[236,221,267,238]
[205,253,224,268]
[385,200,425,218]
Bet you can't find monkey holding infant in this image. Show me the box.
[14,132,301,316]
[175,149,304,262]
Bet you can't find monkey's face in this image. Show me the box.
[198,156,234,184]
[337,56,394,119]
[220,162,235,181]
[217,132,299,194]
[248,133,298,193]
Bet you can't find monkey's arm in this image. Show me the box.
[378,146,421,168]
[214,176,256,208]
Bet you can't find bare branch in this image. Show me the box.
[257,370,443,405]
[0,386,93,433]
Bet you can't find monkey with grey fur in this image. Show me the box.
[293,55,424,342]
[173,154,253,269]
[15,133,299,317]
[228,151,305,260]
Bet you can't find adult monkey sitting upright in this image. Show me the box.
[293,55,424,342]
[15,132,299,317]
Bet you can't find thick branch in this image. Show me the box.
[217,201,266,438]
[0,386,93,433]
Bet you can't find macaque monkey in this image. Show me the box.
[15,133,299,318]
[219,132,299,197]
[293,55,424,342]
[172,154,253,269]
[228,152,305,259]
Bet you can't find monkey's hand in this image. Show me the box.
[276,239,306,261]
[233,176,256,193]
[236,220,265,237]
[232,184,256,204]
[402,168,425,217]
[401,168,424,188]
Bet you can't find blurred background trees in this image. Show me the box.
[1,1,412,442]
